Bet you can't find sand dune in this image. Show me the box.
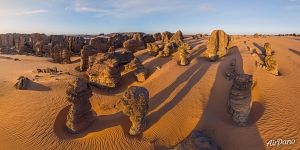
[0,36,299,149]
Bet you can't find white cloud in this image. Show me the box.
[0,9,48,17]
[68,0,215,18]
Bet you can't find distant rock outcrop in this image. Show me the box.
[50,40,71,64]
[170,30,184,46]
[153,32,162,41]
[206,30,231,61]
[162,31,173,43]
[119,86,149,135]
[172,130,220,150]
[66,78,95,133]
[80,45,98,71]
[228,74,253,126]
[123,33,145,52]
[89,36,110,53]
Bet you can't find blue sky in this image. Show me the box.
[0,0,299,34]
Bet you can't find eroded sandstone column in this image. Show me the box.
[119,86,149,135]
[228,74,252,126]
[66,78,95,133]
[206,30,230,61]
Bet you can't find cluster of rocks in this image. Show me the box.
[66,78,96,133]
[64,81,150,136]
[192,33,203,39]
[205,30,231,61]
[36,67,59,74]
[87,51,134,88]
[123,33,146,52]
[14,76,30,90]
[172,130,220,150]
[228,74,253,126]
[123,58,148,82]
[118,86,149,135]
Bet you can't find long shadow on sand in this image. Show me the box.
[288,48,300,56]
[188,46,265,149]
[27,81,52,91]
[253,42,266,55]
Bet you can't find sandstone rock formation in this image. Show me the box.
[66,78,95,133]
[109,33,129,49]
[206,30,231,61]
[161,31,173,43]
[172,130,220,150]
[119,86,149,135]
[134,69,148,82]
[80,45,97,71]
[50,40,71,64]
[88,54,121,88]
[251,49,265,68]
[14,76,30,90]
[225,59,237,80]
[89,36,110,53]
[147,43,161,56]
[228,74,253,126]
[265,55,279,76]
[37,67,59,74]
[178,43,190,66]
[153,32,162,41]
[123,33,145,52]
[159,42,176,57]
[193,33,203,39]
[124,57,144,73]
[263,42,274,56]
[143,34,155,44]
[170,30,184,46]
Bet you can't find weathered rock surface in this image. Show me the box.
[263,42,274,56]
[88,55,121,88]
[37,67,59,74]
[119,86,149,135]
[172,130,220,150]
[80,45,98,71]
[147,43,161,56]
[143,34,155,44]
[50,40,71,64]
[162,31,173,43]
[178,43,190,66]
[265,55,279,76]
[89,36,110,53]
[153,32,162,41]
[170,30,184,46]
[228,74,253,126]
[225,59,237,80]
[206,30,231,61]
[66,78,95,133]
[123,33,145,52]
[14,76,30,90]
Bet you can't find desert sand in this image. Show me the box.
[0,36,300,150]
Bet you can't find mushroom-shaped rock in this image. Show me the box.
[119,86,149,135]
[228,74,253,126]
[65,78,95,133]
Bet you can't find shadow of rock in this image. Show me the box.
[54,105,132,140]
[288,48,300,56]
[27,81,52,91]
[248,102,265,125]
[253,42,265,55]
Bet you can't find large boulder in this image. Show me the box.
[88,55,121,88]
[265,55,279,76]
[206,30,231,61]
[50,40,71,64]
[178,43,190,66]
[119,86,149,135]
[143,34,155,44]
[228,74,253,126]
[66,78,96,133]
[147,43,161,56]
